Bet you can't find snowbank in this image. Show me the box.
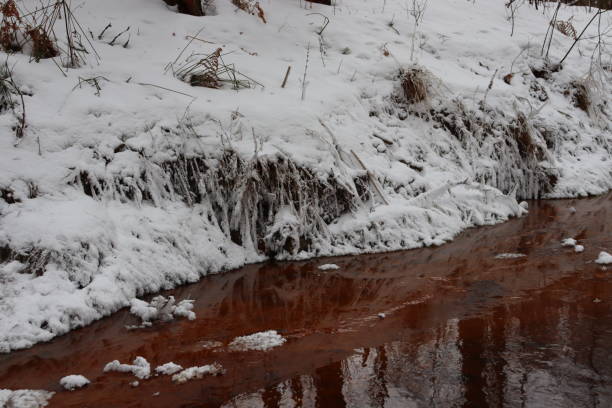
[59,375,90,391]
[0,0,610,352]
[228,330,287,352]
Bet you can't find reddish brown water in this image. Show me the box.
[1,193,611,407]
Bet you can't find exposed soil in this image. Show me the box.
[0,193,610,407]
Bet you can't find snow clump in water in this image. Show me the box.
[103,356,151,379]
[171,363,224,384]
[228,330,286,351]
[0,389,54,407]
[155,362,183,376]
[59,375,90,391]
[561,238,577,247]
[129,296,196,324]
[318,264,340,271]
[595,252,612,265]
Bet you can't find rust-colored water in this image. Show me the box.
[1,193,611,407]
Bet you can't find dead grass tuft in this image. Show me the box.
[0,0,22,53]
[554,19,577,39]
[399,66,429,104]
[173,48,262,90]
[25,26,58,61]
[232,0,266,23]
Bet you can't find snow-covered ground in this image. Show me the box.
[0,0,610,353]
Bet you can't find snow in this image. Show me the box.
[377,313,386,319]
[0,0,610,352]
[228,330,287,352]
[103,356,151,379]
[595,252,612,265]
[129,296,196,324]
[200,340,224,349]
[59,375,90,391]
[155,362,183,376]
[561,238,577,247]
[171,363,224,384]
[318,263,340,271]
[494,253,526,259]
[574,245,584,253]
[0,389,54,408]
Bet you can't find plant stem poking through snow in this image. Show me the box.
[301,42,310,101]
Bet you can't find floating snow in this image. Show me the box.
[561,238,577,247]
[155,362,183,376]
[130,381,139,387]
[519,201,528,210]
[0,389,54,407]
[228,330,286,352]
[129,296,196,324]
[574,245,584,253]
[318,264,340,271]
[595,252,612,265]
[494,253,526,259]
[200,340,224,350]
[59,375,90,391]
[103,356,151,379]
[171,363,224,384]
[378,313,386,319]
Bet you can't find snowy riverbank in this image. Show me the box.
[0,0,610,353]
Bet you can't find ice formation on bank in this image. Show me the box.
[228,330,287,352]
[59,375,90,391]
[318,264,340,271]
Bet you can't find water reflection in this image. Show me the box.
[0,194,610,407]
[225,273,612,408]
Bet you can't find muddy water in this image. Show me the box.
[1,194,611,408]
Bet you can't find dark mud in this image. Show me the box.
[0,193,610,407]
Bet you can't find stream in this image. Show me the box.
[0,193,611,407]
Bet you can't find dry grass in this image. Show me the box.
[554,19,577,39]
[173,48,261,90]
[232,0,266,23]
[400,66,429,104]
[0,0,23,53]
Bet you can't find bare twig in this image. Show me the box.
[281,65,291,88]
